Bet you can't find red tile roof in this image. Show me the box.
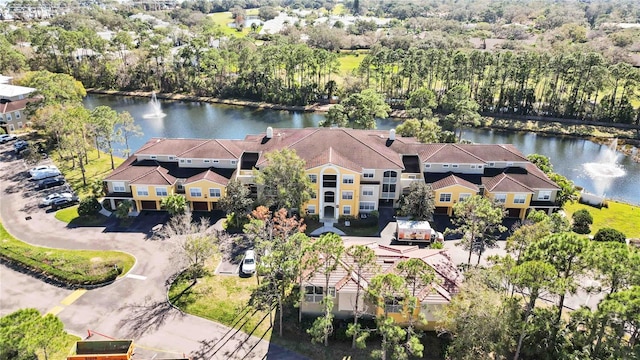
[482,173,532,193]
[431,174,480,191]
[185,169,231,185]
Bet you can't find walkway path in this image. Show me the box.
[0,149,305,359]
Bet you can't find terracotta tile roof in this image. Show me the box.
[431,174,480,191]
[423,144,486,163]
[178,139,242,159]
[482,173,532,193]
[136,138,208,156]
[185,169,232,185]
[516,163,560,189]
[457,144,530,162]
[305,147,363,172]
[130,166,176,186]
[0,97,37,114]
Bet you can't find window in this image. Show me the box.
[452,164,459,168]
[343,206,351,215]
[186,159,192,164]
[213,160,219,163]
[538,191,551,201]
[342,191,353,200]
[362,188,374,196]
[231,160,237,165]
[488,162,495,167]
[304,286,335,303]
[343,175,354,184]
[494,194,507,204]
[190,187,202,197]
[113,182,126,192]
[150,155,157,159]
[363,170,374,178]
[209,188,221,198]
[155,187,168,196]
[324,191,335,203]
[459,193,471,202]
[309,174,317,183]
[137,186,149,196]
[359,202,376,212]
[180,159,185,163]
[383,171,398,180]
[424,164,431,168]
[6,114,11,121]
[514,194,527,204]
[442,164,450,168]
[15,112,20,119]
[169,156,175,161]
[322,174,337,187]
[439,193,452,202]
[478,165,483,169]
[17,122,23,128]
[385,297,404,313]
[204,159,210,163]
[382,184,396,193]
[307,205,316,214]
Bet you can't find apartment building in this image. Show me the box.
[104,127,560,220]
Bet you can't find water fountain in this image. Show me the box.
[142,92,166,119]
[582,138,626,196]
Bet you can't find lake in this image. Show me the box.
[83,94,640,205]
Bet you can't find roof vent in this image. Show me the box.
[266,127,273,139]
[389,129,396,141]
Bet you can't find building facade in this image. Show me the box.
[0,83,37,133]
[104,127,561,219]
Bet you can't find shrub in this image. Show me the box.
[430,241,444,249]
[115,200,132,220]
[593,227,626,243]
[572,209,593,234]
[78,197,102,217]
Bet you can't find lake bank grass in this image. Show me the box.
[564,201,640,238]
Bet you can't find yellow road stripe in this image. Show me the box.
[46,306,64,316]
[60,289,87,306]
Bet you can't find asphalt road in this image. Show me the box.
[0,143,304,360]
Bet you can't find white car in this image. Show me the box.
[32,169,62,180]
[241,250,256,275]
[41,192,73,206]
[29,165,58,177]
[0,134,17,143]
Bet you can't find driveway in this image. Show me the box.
[0,148,305,359]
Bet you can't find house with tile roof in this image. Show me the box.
[301,242,461,330]
[0,83,38,133]
[103,127,561,220]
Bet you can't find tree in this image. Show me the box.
[255,148,313,212]
[78,197,101,217]
[572,209,593,234]
[0,309,66,360]
[398,182,435,220]
[321,89,390,129]
[218,179,252,228]
[116,112,142,158]
[161,194,187,216]
[346,245,379,349]
[90,106,120,170]
[506,220,552,263]
[510,260,559,360]
[115,199,132,220]
[549,172,578,208]
[16,70,86,107]
[593,227,626,243]
[590,241,640,295]
[441,85,481,142]
[596,286,640,354]
[395,118,444,143]
[449,195,506,265]
[405,87,436,119]
[158,211,216,283]
[523,233,591,324]
[305,233,345,346]
[367,273,412,360]
[526,154,554,174]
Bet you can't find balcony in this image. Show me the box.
[238,169,254,177]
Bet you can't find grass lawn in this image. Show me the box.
[563,201,640,238]
[51,149,124,199]
[168,256,273,337]
[54,206,108,226]
[0,222,135,286]
[38,332,80,360]
[208,12,257,37]
[338,51,366,76]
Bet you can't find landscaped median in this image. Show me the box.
[0,222,134,288]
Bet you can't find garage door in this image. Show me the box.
[141,201,158,210]
[192,201,209,211]
[507,208,521,218]
[434,207,449,215]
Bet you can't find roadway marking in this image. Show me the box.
[126,274,147,280]
[60,289,87,306]
[46,306,64,316]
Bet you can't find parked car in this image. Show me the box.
[29,165,58,177]
[50,196,79,210]
[0,134,17,143]
[37,177,65,189]
[32,169,62,180]
[41,192,74,207]
[241,250,256,275]
[13,140,28,153]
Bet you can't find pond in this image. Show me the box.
[83,94,640,205]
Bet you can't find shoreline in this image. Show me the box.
[86,88,640,161]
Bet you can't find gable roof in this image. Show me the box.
[0,97,37,114]
[431,174,480,191]
[482,173,532,193]
[423,144,486,164]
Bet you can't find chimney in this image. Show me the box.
[389,129,396,141]
[266,126,273,139]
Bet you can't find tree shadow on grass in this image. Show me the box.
[117,297,185,339]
